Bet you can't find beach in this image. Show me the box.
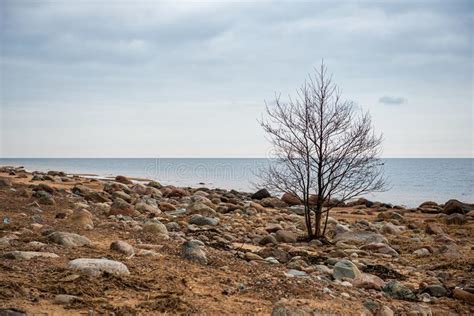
[0,165,473,315]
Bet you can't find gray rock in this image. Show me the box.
[181,240,207,265]
[259,234,278,245]
[360,242,399,256]
[110,240,134,256]
[285,269,308,278]
[48,232,92,247]
[333,259,361,280]
[68,258,130,276]
[383,280,416,300]
[189,214,219,226]
[2,251,59,260]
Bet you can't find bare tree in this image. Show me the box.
[259,62,386,240]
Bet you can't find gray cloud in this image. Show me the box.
[379,96,407,105]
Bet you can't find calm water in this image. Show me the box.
[0,158,472,207]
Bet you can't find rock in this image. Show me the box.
[0,177,12,187]
[2,251,59,260]
[135,202,161,214]
[334,223,351,235]
[423,284,448,297]
[48,232,92,247]
[275,230,297,243]
[315,265,333,275]
[34,190,55,205]
[251,188,271,200]
[333,259,361,280]
[445,213,467,225]
[333,231,388,245]
[142,221,168,236]
[110,240,135,256]
[453,288,474,305]
[439,243,462,259]
[164,187,189,198]
[425,223,443,235]
[68,258,130,276]
[352,273,385,290]
[54,294,81,305]
[443,199,474,215]
[260,197,287,208]
[361,243,399,256]
[245,252,263,261]
[189,214,219,226]
[259,234,278,245]
[112,191,132,203]
[281,193,300,206]
[109,198,137,216]
[363,299,380,314]
[181,240,207,265]
[383,280,416,300]
[115,175,133,185]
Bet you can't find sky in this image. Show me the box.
[0,0,473,158]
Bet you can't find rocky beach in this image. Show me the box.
[0,165,473,315]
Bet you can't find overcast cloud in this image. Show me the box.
[1,0,473,157]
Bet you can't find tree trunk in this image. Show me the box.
[304,202,313,239]
[314,204,322,238]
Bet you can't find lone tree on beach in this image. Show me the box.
[259,62,386,240]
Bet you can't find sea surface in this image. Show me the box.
[0,158,473,207]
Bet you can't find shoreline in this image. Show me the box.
[0,165,473,314]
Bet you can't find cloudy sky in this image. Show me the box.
[1,0,472,158]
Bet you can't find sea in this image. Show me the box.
[0,158,472,208]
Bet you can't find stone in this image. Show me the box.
[245,252,263,261]
[113,191,132,203]
[189,214,219,226]
[333,231,388,245]
[110,240,135,256]
[443,199,474,215]
[423,284,447,297]
[383,280,416,300]
[2,251,59,260]
[109,198,137,216]
[48,232,92,247]
[281,193,300,206]
[54,294,81,305]
[271,299,309,316]
[425,223,443,235]
[360,243,399,257]
[275,230,297,243]
[115,175,133,185]
[34,190,55,205]
[352,273,385,290]
[142,221,168,235]
[251,188,271,200]
[135,202,161,214]
[181,240,207,265]
[445,213,467,225]
[68,258,130,276]
[333,259,361,280]
[315,265,333,275]
[363,299,380,314]
[147,180,162,189]
[378,306,394,316]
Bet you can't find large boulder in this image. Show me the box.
[68,258,130,276]
[115,175,133,185]
[260,197,287,208]
[251,189,271,200]
[443,199,474,215]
